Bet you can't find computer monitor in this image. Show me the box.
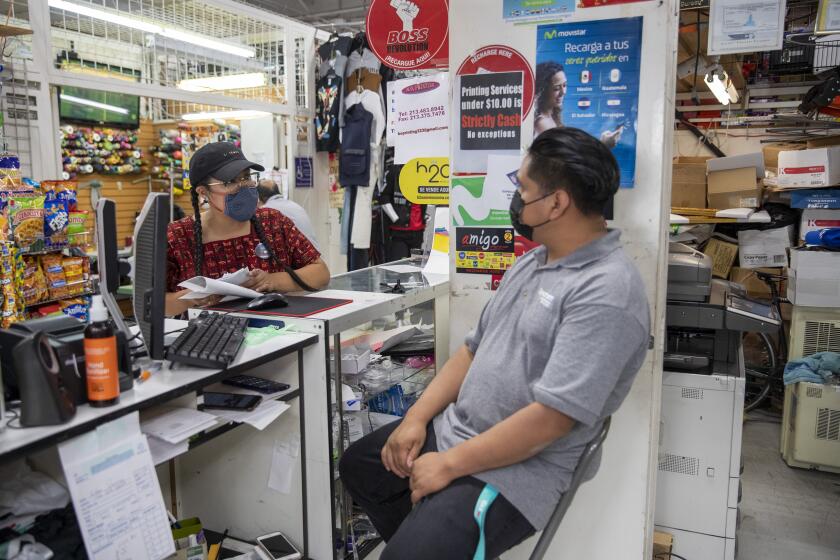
[95,198,131,339]
[132,193,169,360]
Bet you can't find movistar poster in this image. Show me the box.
[535,17,642,188]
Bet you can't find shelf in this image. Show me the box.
[187,388,300,453]
[25,290,93,309]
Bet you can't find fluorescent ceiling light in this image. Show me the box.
[181,110,270,121]
[704,68,739,106]
[48,0,255,58]
[178,73,267,92]
[60,93,129,114]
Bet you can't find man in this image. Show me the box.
[256,179,321,252]
[339,128,651,559]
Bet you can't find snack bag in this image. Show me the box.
[44,195,69,250]
[63,256,87,296]
[9,192,45,252]
[68,211,90,247]
[60,297,89,322]
[1,244,24,327]
[21,256,48,305]
[41,253,68,300]
[42,180,78,212]
[0,153,21,191]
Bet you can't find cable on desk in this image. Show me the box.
[3,409,23,429]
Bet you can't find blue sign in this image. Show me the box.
[536,17,643,188]
[295,157,313,188]
[503,0,576,22]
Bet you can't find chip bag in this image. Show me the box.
[63,256,87,296]
[68,211,90,247]
[9,192,45,252]
[41,253,68,300]
[21,256,48,305]
[60,297,89,322]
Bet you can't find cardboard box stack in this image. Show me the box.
[707,153,764,210]
[671,156,711,209]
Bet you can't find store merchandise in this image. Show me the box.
[84,295,120,407]
[60,125,145,178]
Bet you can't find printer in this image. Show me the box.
[656,243,780,560]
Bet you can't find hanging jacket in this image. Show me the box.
[339,102,373,187]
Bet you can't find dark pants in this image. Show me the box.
[339,420,535,560]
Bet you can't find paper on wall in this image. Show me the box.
[390,73,450,164]
[268,435,300,495]
[178,268,260,300]
[58,413,175,560]
[451,154,521,227]
[708,0,785,55]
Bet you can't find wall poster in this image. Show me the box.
[503,0,575,22]
[535,17,642,188]
[454,72,524,173]
[455,227,516,274]
[707,0,785,55]
[366,0,449,70]
[389,73,449,164]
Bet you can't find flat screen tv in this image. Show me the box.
[58,86,140,128]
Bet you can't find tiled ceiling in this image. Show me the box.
[237,0,368,31]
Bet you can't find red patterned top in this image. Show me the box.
[166,207,321,292]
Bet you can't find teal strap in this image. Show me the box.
[472,484,500,560]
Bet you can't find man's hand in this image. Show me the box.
[242,269,276,293]
[381,418,427,478]
[409,452,456,504]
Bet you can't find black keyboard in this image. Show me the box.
[166,311,248,369]
[222,375,290,394]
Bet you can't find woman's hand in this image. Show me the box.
[242,269,279,293]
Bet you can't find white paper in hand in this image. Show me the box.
[178,267,260,300]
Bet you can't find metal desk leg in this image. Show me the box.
[333,333,348,556]
[298,349,309,558]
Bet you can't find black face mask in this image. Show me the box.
[509,190,554,241]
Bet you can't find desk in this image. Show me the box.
[193,261,450,560]
[0,321,319,557]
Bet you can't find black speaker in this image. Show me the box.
[15,332,76,426]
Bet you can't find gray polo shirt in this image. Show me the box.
[433,229,650,529]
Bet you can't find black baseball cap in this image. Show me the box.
[188,142,264,187]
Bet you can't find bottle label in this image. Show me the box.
[84,336,119,401]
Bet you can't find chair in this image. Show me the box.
[528,416,612,560]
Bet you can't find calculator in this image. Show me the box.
[222,375,290,395]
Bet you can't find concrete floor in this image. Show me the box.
[365,419,840,560]
[737,419,840,560]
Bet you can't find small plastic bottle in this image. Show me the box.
[84,295,120,407]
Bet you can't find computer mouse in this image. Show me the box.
[246,293,289,311]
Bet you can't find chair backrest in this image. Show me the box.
[528,417,612,560]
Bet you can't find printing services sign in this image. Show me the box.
[366,0,449,70]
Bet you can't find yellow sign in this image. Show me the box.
[399,157,450,205]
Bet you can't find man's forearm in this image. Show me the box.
[405,344,473,425]
[443,402,575,479]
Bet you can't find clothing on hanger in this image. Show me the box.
[315,74,342,153]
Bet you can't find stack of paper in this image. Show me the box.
[204,381,294,402]
[209,400,291,431]
[178,267,260,300]
[140,406,220,444]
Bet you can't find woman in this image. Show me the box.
[165,142,330,316]
[533,61,567,137]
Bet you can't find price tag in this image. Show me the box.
[399,157,450,205]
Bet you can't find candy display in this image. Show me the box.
[152,121,241,195]
[60,125,146,178]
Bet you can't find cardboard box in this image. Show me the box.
[703,237,739,278]
[653,531,673,559]
[789,188,840,209]
[738,226,793,268]
[730,267,787,300]
[763,142,805,168]
[672,157,710,209]
[707,152,765,178]
[806,135,840,148]
[707,167,763,209]
[800,208,840,242]
[778,147,840,188]
[788,249,840,307]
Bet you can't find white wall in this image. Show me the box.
[448,2,678,559]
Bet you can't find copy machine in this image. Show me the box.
[655,243,780,560]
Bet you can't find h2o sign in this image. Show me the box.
[399,157,450,205]
[366,0,449,70]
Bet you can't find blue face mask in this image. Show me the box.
[223,186,258,222]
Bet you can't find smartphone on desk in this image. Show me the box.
[256,532,301,560]
[199,391,262,412]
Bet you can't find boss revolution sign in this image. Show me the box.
[366,0,449,70]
